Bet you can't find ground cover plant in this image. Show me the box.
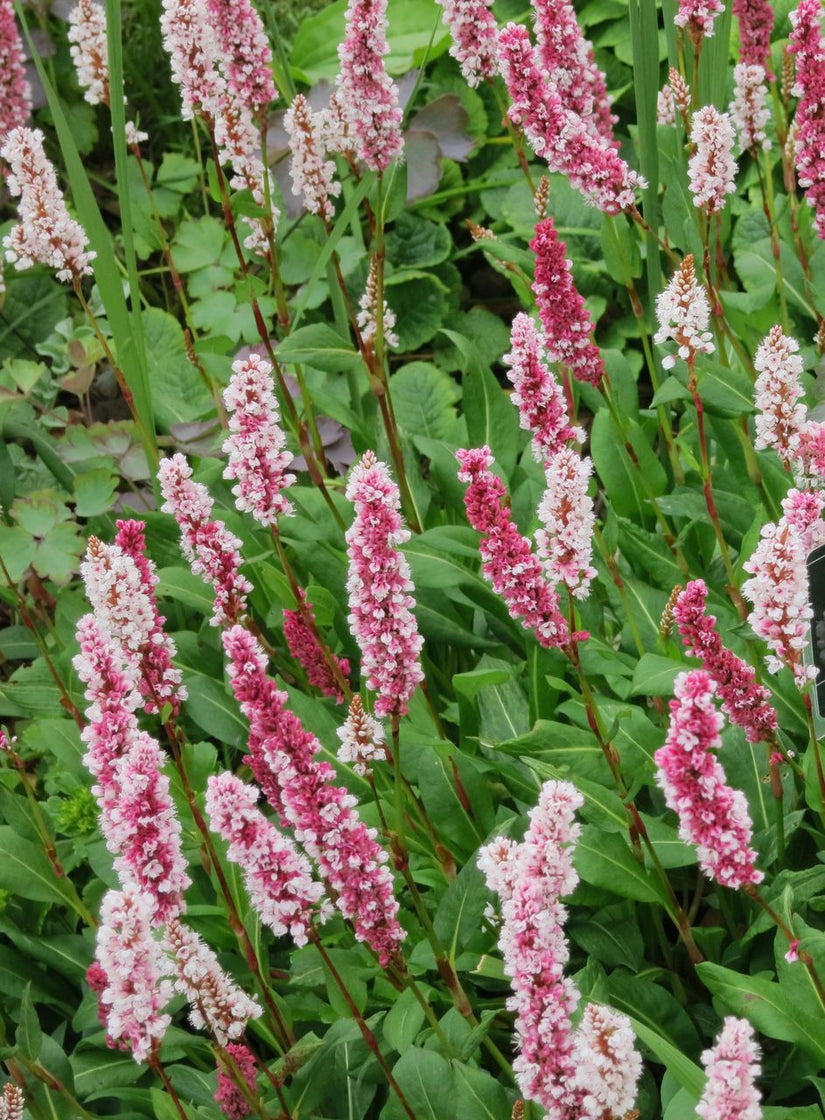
[3,0,825,1116]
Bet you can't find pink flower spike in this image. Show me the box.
[730,63,772,153]
[675,0,725,39]
[93,886,173,1064]
[345,452,425,719]
[283,591,350,702]
[655,255,715,370]
[571,1004,643,1120]
[655,670,763,890]
[215,1043,258,1120]
[0,0,30,141]
[789,0,825,239]
[697,1017,763,1120]
[222,353,295,525]
[734,0,775,72]
[164,918,262,1045]
[158,453,252,626]
[67,0,109,106]
[0,1086,23,1120]
[85,530,186,715]
[478,781,587,1115]
[336,0,403,173]
[284,94,341,222]
[742,490,822,685]
[434,0,498,88]
[1,127,95,283]
[688,105,738,214]
[532,0,617,143]
[206,772,326,946]
[531,218,605,387]
[160,0,223,122]
[206,0,275,116]
[456,447,571,649]
[358,257,399,349]
[503,313,585,462]
[497,23,644,215]
[535,448,597,599]
[222,625,405,965]
[673,580,778,744]
[753,325,807,471]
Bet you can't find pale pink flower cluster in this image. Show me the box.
[730,63,771,152]
[570,1004,643,1120]
[223,625,405,965]
[323,87,357,158]
[697,1017,763,1120]
[675,0,725,38]
[742,488,823,684]
[164,918,262,1045]
[434,0,498,88]
[655,255,715,369]
[94,886,174,1064]
[752,325,819,477]
[655,670,763,889]
[212,93,275,253]
[503,314,585,463]
[674,581,778,743]
[658,70,692,126]
[456,447,572,649]
[337,696,388,777]
[158,453,252,626]
[532,0,616,143]
[345,452,425,718]
[160,0,224,121]
[531,217,605,386]
[689,105,738,213]
[74,614,191,923]
[0,0,30,140]
[478,781,641,1118]
[658,85,678,126]
[82,533,185,715]
[734,0,774,71]
[789,0,825,239]
[335,0,403,172]
[357,258,399,349]
[206,0,275,116]
[114,519,186,715]
[283,591,350,702]
[0,1085,23,1120]
[1,127,95,283]
[66,0,146,143]
[222,353,295,525]
[497,23,644,215]
[284,94,341,222]
[206,771,328,946]
[536,448,597,599]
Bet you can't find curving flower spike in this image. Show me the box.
[206,0,275,116]
[434,0,498,88]
[674,580,778,744]
[655,670,763,889]
[158,453,252,626]
[0,0,30,140]
[93,886,174,1064]
[1,127,95,283]
[697,1017,763,1120]
[531,217,605,386]
[345,452,424,718]
[336,0,403,172]
[497,23,645,215]
[205,772,327,947]
[283,591,350,703]
[160,0,223,121]
[734,0,775,72]
[532,0,616,143]
[165,918,262,1045]
[753,325,807,471]
[456,446,572,649]
[215,1043,258,1120]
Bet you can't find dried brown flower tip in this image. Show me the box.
[660,584,683,640]
[534,175,550,219]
